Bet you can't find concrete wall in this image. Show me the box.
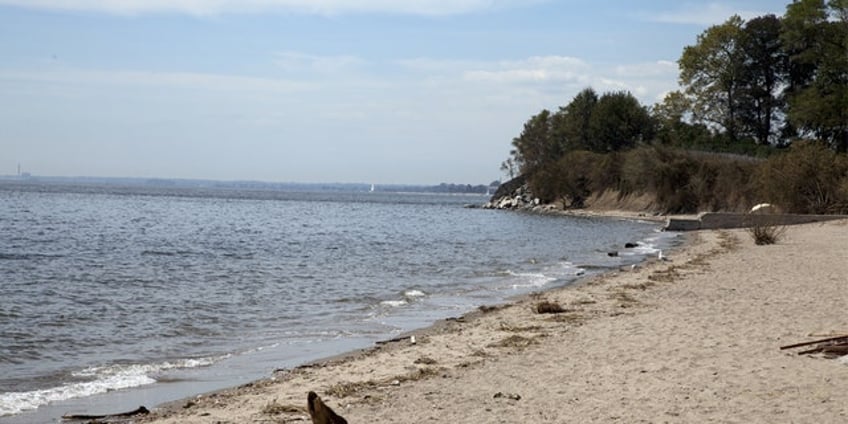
[665,213,848,231]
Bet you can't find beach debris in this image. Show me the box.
[61,406,149,421]
[375,335,412,345]
[493,392,522,401]
[534,300,567,314]
[414,356,438,365]
[499,322,542,332]
[479,304,501,313]
[489,334,537,349]
[307,391,348,424]
[263,399,305,415]
[780,335,848,358]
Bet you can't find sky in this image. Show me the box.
[1,1,790,185]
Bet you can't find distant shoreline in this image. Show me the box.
[0,175,496,195]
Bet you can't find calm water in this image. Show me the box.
[0,181,676,420]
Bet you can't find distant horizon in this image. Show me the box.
[0,172,500,189]
[1,1,788,184]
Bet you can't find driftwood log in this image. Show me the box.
[307,391,348,424]
[61,406,150,421]
[781,335,848,358]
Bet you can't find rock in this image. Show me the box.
[625,242,639,248]
[493,392,521,401]
[607,251,619,257]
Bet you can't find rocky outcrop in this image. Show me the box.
[483,176,557,213]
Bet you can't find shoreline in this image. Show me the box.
[2,210,673,422]
[137,229,684,420]
[135,226,694,422]
[136,219,848,423]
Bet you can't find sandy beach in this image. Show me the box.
[138,219,848,423]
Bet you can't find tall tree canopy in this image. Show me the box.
[738,14,787,145]
[587,91,654,152]
[679,15,748,142]
[782,0,848,151]
[678,1,847,149]
[510,109,555,176]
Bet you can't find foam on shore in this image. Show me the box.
[0,357,223,416]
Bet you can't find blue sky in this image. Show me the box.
[1,1,788,185]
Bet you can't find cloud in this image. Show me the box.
[651,3,774,26]
[274,51,367,74]
[0,0,544,16]
[462,56,590,84]
[0,68,311,93]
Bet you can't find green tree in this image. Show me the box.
[739,14,787,145]
[652,90,691,144]
[679,15,747,142]
[588,91,654,152]
[510,109,556,175]
[782,0,848,150]
[552,88,598,152]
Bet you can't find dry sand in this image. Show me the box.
[139,220,848,423]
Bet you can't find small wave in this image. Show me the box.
[141,250,176,257]
[380,300,408,308]
[403,289,426,298]
[0,253,63,261]
[378,289,427,309]
[505,271,556,289]
[0,357,221,417]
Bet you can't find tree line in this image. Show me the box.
[500,0,848,214]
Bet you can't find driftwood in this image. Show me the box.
[62,406,149,421]
[780,335,848,350]
[307,392,348,424]
[781,335,848,358]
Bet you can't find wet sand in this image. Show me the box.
[139,220,848,423]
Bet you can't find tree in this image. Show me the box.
[679,15,747,142]
[739,14,787,145]
[500,157,518,179]
[652,90,690,144]
[510,109,556,175]
[588,91,654,152]
[552,88,598,152]
[781,0,848,151]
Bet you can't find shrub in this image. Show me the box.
[747,218,786,245]
[756,141,848,214]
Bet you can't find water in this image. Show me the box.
[0,181,677,421]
